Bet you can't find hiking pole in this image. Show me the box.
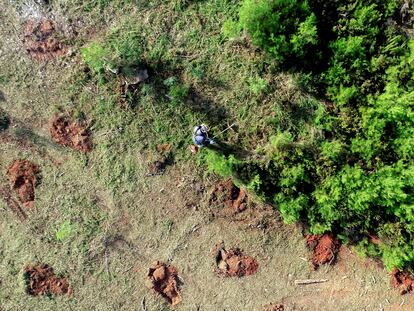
[211,123,237,140]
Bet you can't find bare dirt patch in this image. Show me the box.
[23,19,67,60]
[50,116,92,152]
[391,268,414,295]
[213,241,259,277]
[145,261,182,306]
[24,264,72,296]
[146,144,173,176]
[263,303,284,311]
[306,233,340,270]
[209,179,248,213]
[7,159,40,208]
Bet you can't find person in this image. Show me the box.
[192,124,215,147]
[191,124,215,154]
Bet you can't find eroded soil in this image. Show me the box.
[23,19,67,60]
[263,303,284,311]
[7,159,40,208]
[306,233,341,270]
[209,179,248,213]
[24,264,71,296]
[214,241,259,277]
[145,261,182,306]
[391,268,414,295]
[50,116,92,152]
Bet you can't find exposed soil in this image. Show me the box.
[145,261,182,306]
[7,159,40,208]
[213,241,259,277]
[0,186,27,221]
[263,303,284,311]
[306,233,341,270]
[146,145,173,176]
[209,179,248,213]
[391,268,414,295]
[23,19,67,60]
[50,116,92,152]
[24,264,72,296]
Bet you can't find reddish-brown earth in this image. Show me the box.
[23,19,67,60]
[263,303,284,311]
[25,264,72,296]
[145,261,182,306]
[213,241,259,277]
[391,268,414,295]
[210,179,248,213]
[7,159,40,208]
[306,233,341,270]
[50,116,92,152]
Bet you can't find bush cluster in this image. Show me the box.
[214,0,414,271]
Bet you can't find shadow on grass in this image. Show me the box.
[0,90,6,102]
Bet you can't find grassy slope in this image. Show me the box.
[1,0,414,310]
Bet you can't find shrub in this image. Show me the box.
[81,42,110,74]
[224,0,414,271]
[239,0,317,62]
[81,28,144,75]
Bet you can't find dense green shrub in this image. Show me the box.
[219,0,414,271]
[81,29,143,74]
[239,0,318,62]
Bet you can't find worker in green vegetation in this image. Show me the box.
[191,124,215,154]
[192,124,215,147]
[191,123,238,155]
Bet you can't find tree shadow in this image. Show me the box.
[187,88,229,127]
[0,90,6,102]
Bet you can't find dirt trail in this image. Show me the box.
[25,264,71,296]
[214,241,259,277]
[50,116,92,152]
[7,159,40,208]
[306,233,340,270]
[145,261,182,306]
[23,19,67,60]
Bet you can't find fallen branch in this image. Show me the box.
[294,279,328,285]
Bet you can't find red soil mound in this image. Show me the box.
[391,268,414,295]
[25,264,72,296]
[145,261,182,306]
[210,179,248,213]
[50,116,92,152]
[7,159,40,208]
[263,303,284,311]
[214,241,259,277]
[306,233,340,270]
[23,19,67,60]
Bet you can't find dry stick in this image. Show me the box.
[294,279,329,285]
